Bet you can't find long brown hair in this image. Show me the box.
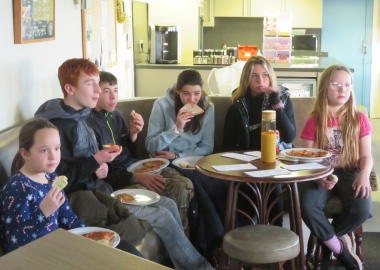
[11,119,58,175]
[232,56,278,104]
[174,69,212,134]
[311,65,359,169]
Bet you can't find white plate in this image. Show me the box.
[68,227,120,248]
[111,189,160,206]
[172,156,204,170]
[127,158,169,174]
[280,148,331,161]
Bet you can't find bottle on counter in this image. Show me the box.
[261,110,277,163]
[222,42,227,51]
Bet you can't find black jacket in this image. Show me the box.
[86,109,139,190]
[222,87,296,152]
[34,99,102,194]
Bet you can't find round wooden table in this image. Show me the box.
[196,152,334,270]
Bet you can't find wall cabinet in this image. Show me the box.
[200,0,214,27]
[214,0,322,28]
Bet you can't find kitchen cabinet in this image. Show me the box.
[214,0,322,28]
[200,0,214,27]
[284,0,322,28]
[214,0,248,17]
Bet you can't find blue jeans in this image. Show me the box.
[126,196,213,270]
[299,168,372,241]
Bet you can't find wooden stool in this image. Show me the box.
[223,225,300,270]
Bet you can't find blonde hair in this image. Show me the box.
[232,56,278,104]
[311,65,359,168]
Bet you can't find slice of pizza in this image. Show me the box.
[52,176,68,190]
[142,160,166,168]
[179,161,195,169]
[82,231,116,246]
[181,104,204,115]
[117,193,136,203]
[103,143,121,152]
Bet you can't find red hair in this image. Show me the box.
[58,58,99,97]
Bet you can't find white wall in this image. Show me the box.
[147,0,200,64]
[0,1,134,132]
[0,2,82,131]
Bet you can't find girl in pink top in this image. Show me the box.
[299,65,372,270]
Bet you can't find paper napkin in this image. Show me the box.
[221,153,260,162]
[244,169,291,177]
[243,151,261,158]
[280,162,326,171]
[212,163,257,172]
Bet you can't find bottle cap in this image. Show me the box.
[262,110,276,120]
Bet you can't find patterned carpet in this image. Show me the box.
[362,232,380,270]
[324,232,380,270]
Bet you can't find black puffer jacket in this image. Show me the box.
[35,99,103,194]
[222,86,296,152]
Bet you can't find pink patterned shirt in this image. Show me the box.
[300,113,373,167]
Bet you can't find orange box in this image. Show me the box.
[238,45,258,61]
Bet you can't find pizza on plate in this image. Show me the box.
[82,231,116,246]
[179,161,195,169]
[117,193,136,203]
[287,149,329,158]
[133,160,166,173]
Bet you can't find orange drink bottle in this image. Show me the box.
[261,110,276,163]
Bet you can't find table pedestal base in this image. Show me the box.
[220,181,306,270]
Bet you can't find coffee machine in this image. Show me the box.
[149,24,181,64]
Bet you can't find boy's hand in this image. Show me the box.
[96,163,109,179]
[94,147,122,165]
[152,151,176,160]
[40,187,65,217]
[315,177,337,190]
[134,173,166,193]
[176,108,194,131]
[130,112,144,142]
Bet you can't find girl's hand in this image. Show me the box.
[259,86,278,96]
[152,151,176,160]
[175,108,194,130]
[40,187,65,217]
[315,177,337,190]
[352,174,372,198]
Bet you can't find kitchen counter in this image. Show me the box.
[135,57,354,72]
[134,57,353,97]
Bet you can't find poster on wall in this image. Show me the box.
[13,0,55,44]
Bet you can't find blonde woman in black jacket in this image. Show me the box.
[222,56,296,227]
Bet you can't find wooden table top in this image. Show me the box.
[0,229,171,270]
[196,152,333,183]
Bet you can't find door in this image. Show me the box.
[321,0,373,111]
[371,0,380,118]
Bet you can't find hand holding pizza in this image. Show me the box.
[315,177,337,190]
[129,110,144,137]
[39,187,65,217]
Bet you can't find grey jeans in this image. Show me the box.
[299,169,372,241]
[126,196,213,270]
